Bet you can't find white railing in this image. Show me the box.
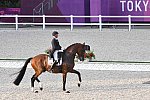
[0,15,150,31]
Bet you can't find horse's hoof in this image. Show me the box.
[78,83,81,87]
[66,91,70,93]
[35,90,39,93]
[63,89,66,91]
[40,87,43,91]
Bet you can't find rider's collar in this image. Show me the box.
[53,36,58,40]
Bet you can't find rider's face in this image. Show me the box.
[55,34,58,38]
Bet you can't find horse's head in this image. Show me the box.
[65,43,91,62]
[76,43,90,61]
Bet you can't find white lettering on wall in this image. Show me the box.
[127,1,134,11]
[143,0,149,11]
[135,1,142,11]
[120,1,126,11]
[120,0,149,12]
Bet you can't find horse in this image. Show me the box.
[13,43,90,93]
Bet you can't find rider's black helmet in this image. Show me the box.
[52,31,59,36]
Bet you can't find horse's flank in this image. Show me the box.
[31,54,51,72]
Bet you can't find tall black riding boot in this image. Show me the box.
[51,60,59,69]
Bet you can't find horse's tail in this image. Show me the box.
[13,57,32,86]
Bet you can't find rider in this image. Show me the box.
[50,31,63,67]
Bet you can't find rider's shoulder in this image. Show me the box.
[52,38,56,41]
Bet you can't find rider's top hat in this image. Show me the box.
[52,31,59,36]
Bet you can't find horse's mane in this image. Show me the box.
[65,43,81,51]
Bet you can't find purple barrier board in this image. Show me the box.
[0,8,20,15]
[0,8,20,22]
[90,0,150,22]
[1,0,150,23]
[58,0,85,22]
[21,0,86,23]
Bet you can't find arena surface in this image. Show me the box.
[1,68,150,100]
[0,26,150,62]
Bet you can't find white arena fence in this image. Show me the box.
[0,15,150,31]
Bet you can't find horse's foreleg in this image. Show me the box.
[63,73,67,91]
[35,78,43,91]
[70,69,81,87]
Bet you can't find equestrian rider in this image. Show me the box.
[51,31,63,66]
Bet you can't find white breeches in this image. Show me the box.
[53,50,63,61]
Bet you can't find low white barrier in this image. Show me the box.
[0,61,150,71]
[1,15,150,31]
[75,62,150,71]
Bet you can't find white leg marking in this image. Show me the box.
[78,81,81,87]
[78,81,81,85]
[39,82,43,91]
[39,82,42,88]
[31,87,34,92]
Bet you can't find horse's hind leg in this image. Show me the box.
[35,77,43,91]
[31,74,36,92]
[69,69,82,87]
[63,73,67,91]
[31,72,42,92]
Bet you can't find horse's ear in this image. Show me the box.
[83,42,85,45]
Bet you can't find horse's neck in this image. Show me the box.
[64,51,76,60]
[66,43,79,53]
[65,45,78,56]
[63,48,77,63]
[63,44,81,62]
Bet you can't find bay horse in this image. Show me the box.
[13,43,90,93]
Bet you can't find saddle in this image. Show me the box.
[48,49,63,66]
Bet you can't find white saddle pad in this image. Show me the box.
[48,57,62,66]
[48,57,53,65]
